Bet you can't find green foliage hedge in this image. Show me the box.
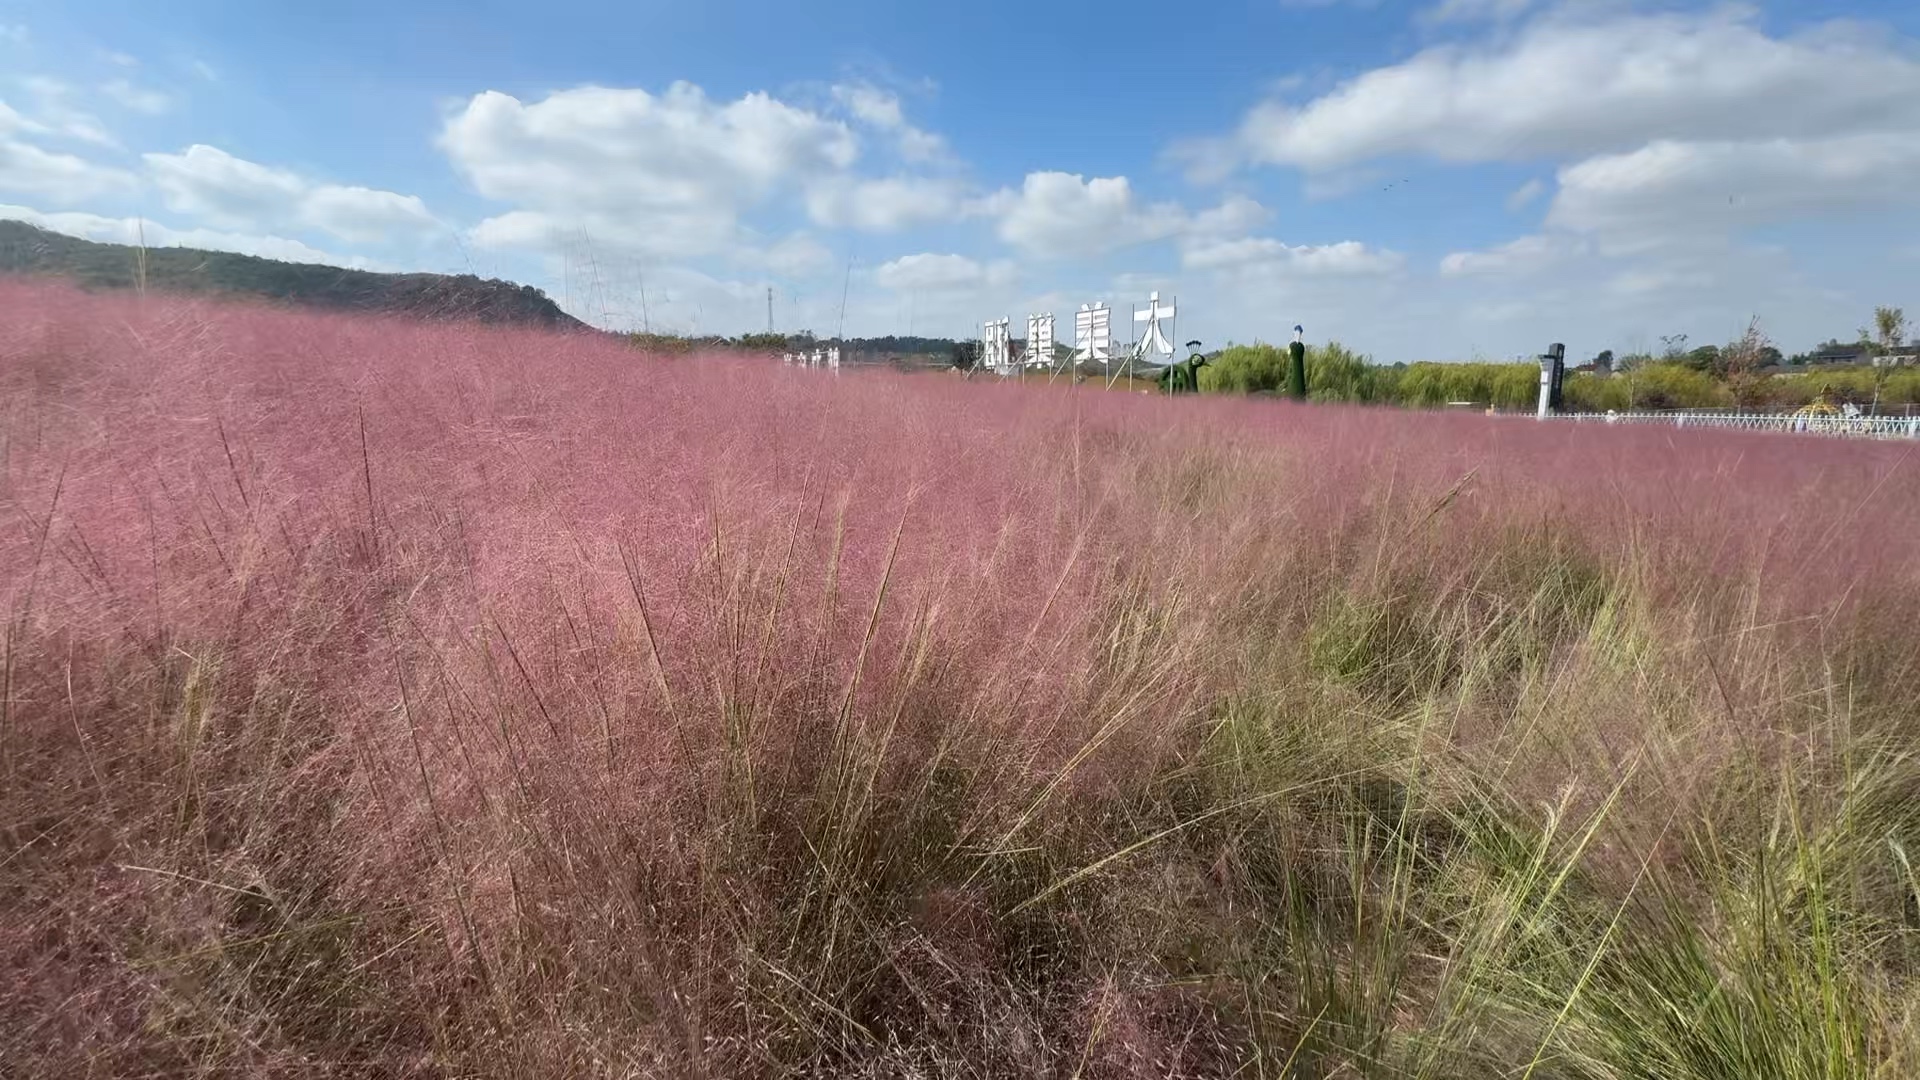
[1200,340,1920,413]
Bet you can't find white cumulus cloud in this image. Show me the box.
[1183,236,1404,276]
[990,173,1289,268]
[1439,232,1582,276]
[101,79,171,115]
[1505,177,1545,211]
[1219,8,1920,172]
[442,83,858,262]
[1420,0,1532,25]
[804,175,970,232]
[0,100,40,136]
[0,138,136,202]
[831,82,947,163]
[146,144,307,227]
[17,76,116,147]
[300,185,440,244]
[761,232,833,277]
[874,252,1015,292]
[1187,194,1274,238]
[1547,134,1920,252]
[144,144,440,243]
[992,172,1192,258]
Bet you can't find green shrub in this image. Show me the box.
[1199,342,1290,394]
[1200,341,1391,401]
[1564,372,1633,412]
[1616,362,1730,410]
[1395,362,1540,409]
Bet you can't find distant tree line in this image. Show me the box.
[631,329,963,362]
[1198,335,1920,412]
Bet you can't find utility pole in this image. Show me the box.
[766,286,774,335]
[836,256,853,343]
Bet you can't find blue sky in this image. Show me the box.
[3,0,1918,360]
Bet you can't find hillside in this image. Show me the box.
[0,219,586,330]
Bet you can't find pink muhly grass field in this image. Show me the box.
[4,281,1920,1077]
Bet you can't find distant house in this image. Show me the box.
[1799,343,1916,369]
[1810,344,1872,367]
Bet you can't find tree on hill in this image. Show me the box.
[0,219,585,329]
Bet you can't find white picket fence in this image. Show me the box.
[1544,411,1920,440]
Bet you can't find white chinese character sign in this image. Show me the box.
[782,348,839,372]
[1133,292,1176,362]
[977,294,1187,376]
[1073,304,1112,364]
[983,318,1012,374]
[1025,313,1055,369]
